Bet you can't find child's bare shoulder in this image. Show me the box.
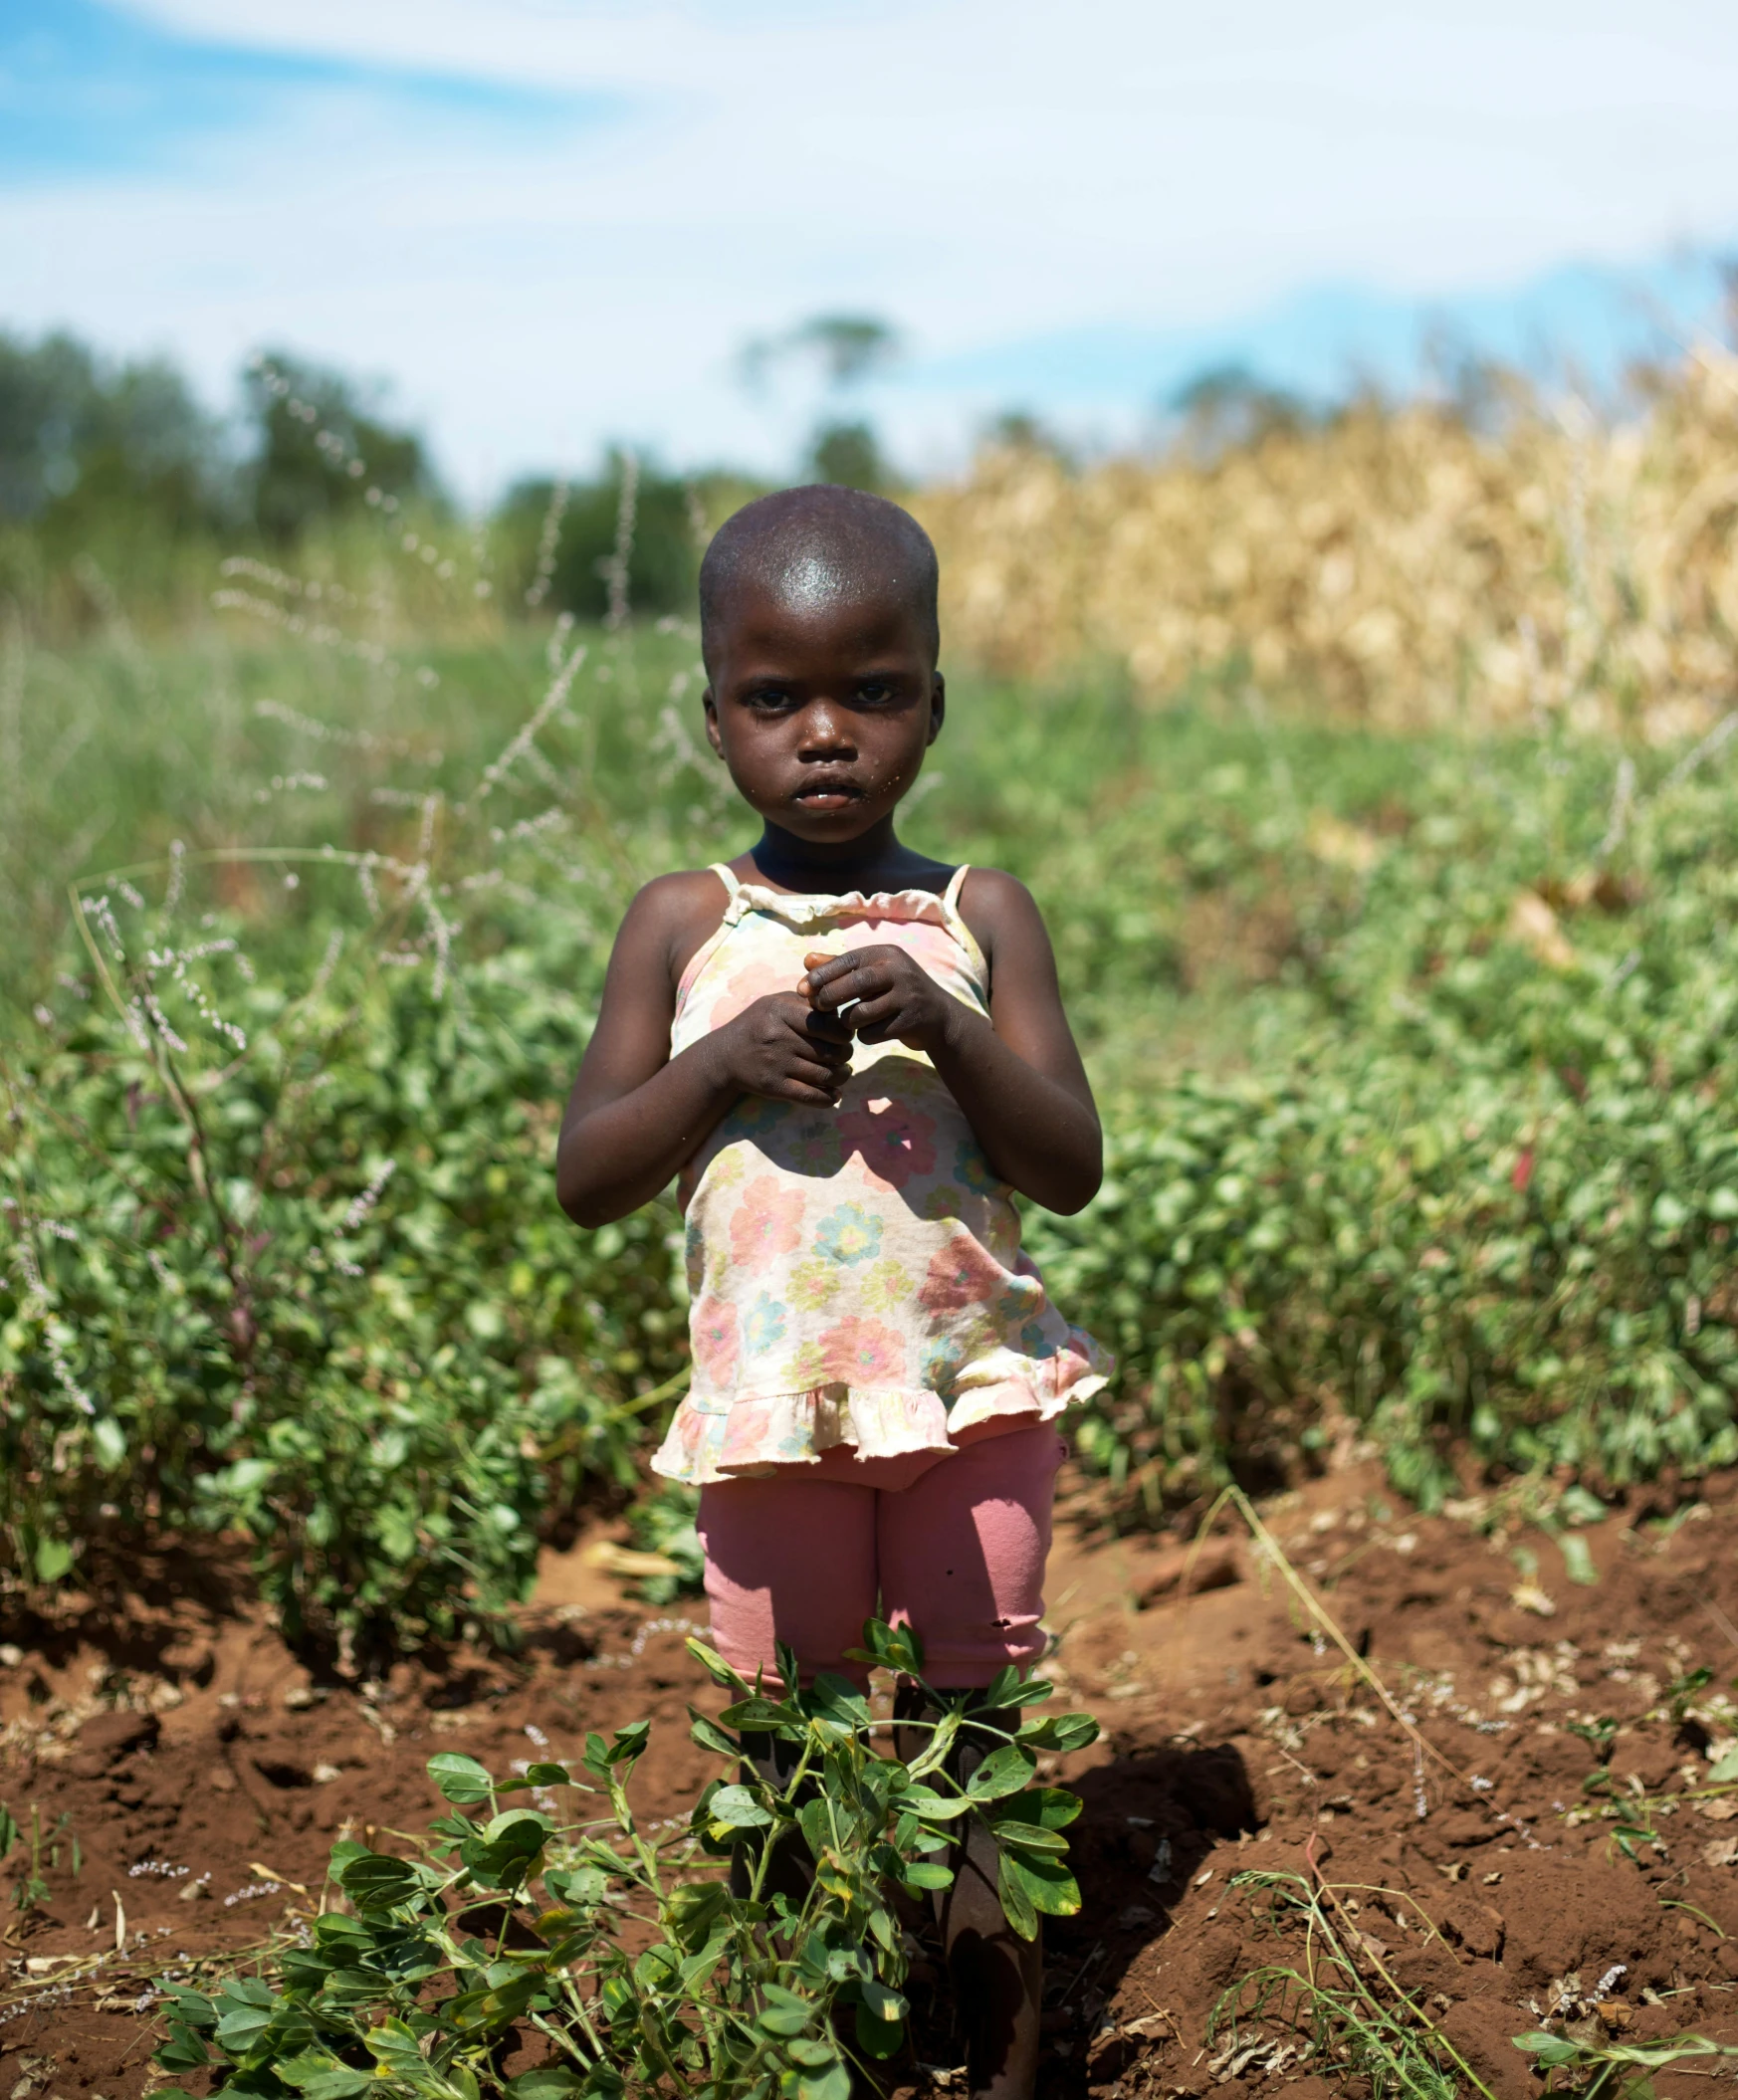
[956,865,1045,929]
[618,867,735,984]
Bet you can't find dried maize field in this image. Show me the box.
[918,343,1738,741]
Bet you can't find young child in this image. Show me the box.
[555,484,1109,2099]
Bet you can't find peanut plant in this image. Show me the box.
[152,1619,1099,2100]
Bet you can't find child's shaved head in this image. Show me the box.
[699,484,940,671]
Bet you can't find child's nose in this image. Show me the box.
[796,699,856,753]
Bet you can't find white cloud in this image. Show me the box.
[13,0,1738,495]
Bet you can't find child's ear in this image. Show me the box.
[702,687,724,758]
[926,672,946,747]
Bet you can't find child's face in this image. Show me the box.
[703,577,944,845]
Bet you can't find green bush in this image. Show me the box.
[1,922,687,1649]
[1032,739,1738,1516]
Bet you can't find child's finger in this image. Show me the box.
[788,1057,845,1098]
[808,958,881,1012]
[800,1007,853,1049]
[847,992,904,1042]
[802,948,860,992]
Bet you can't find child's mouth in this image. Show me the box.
[793,780,861,810]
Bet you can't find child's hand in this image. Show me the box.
[800,946,959,1053]
[709,991,854,1105]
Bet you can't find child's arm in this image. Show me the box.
[801,870,1102,1214]
[556,875,852,1227]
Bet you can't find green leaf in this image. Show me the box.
[1018,1786,1084,1830]
[685,1637,750,1691]
[482,1808,553,1846]
[984,1819,1069,1852]
[859,1979,907,2022]
[427,1753,494,1804]
[276,2052,373,2100]
[708,1785,772,1828]
[966,1745,1037,1800]
[843,1616,924,1676]
[981,1664,1021,1710]
[607,1720,651,1764]
[720,1697,805,1732]
[363,2018,425,2073]
[523,1761,572,1786]
[1512,2032,1580,2067]
[160,1988,217,2028]
[757,1982,814,2036]
[506,2073,583,2100]
[899,1862,955,1891]
[903,1785,972,1819]
[1002,1850,1082,1918]
[855,2001,905,2058]
[460,1813,552,1887]
[448,1971,543,2032]
[1705,1751,1738,1784]
[805,1673,870,1726]
[667,1878,730,1949]
[212,1980,278,2053]
[336,1850,420,1911]
[797,2064,852,2100]
[154,2023,211,2072]
[997,1858,1039,1941]
[1558,1534,1599,1586]
[0,1803,18,1862]
[1016,1710,1099,1754]
[34,1537,74,1584]
[678,1922,734,1991]
[687,1708,740,1759]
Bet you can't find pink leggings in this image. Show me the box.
[697,1421,1065,1689]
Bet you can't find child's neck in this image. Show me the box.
[745,818,950,896]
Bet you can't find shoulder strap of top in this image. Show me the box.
[708,861,742,903]
[942,863,971,913]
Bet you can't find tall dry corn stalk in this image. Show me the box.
[914,347,1738,739]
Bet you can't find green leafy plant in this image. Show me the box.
[8,552,1738,1648]
[151,1617,1098,2099]
[1513,2025,1738,2098]
[4,1802,73,1918]
[621,1482,705,1605]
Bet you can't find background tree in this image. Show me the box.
[244,350,434,542]
[0,329,222,538]
[739,313,902,492]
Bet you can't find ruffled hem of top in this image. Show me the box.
[650,1349,1111,1487]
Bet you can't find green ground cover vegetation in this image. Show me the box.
[1,565,1734,1647]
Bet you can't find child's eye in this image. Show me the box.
[856,682,895,705]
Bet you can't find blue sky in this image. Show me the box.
[7,1,1738,496]
[0,0,602,183]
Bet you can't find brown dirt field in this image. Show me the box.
[6,1461,1738,2099]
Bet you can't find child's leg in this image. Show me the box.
[699,1473,881,1909]
[876,1420,1063,1684]
[879,1423,1065,2100]
[697,1472,879,1686]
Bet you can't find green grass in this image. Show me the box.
[2,592,1735,1639]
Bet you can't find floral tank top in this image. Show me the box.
[649,862,1110,1487]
